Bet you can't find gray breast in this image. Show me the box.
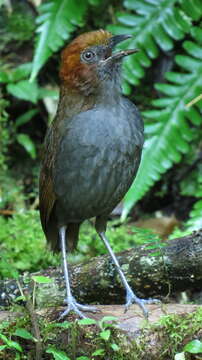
[53,99,143,222]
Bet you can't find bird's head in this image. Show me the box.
[60,29,138,95]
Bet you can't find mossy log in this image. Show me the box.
[0,230,202,308]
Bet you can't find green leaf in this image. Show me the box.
[174,352,185,360]
[16,134,36,159]
[100,316,117,323]
[7,80,39,103]
[183,40,202,59]
[0,344,7,351]
[46,347,71,360]
[30,0,88,81]
[111,343,120,351]
[184,339,202,354]
[49,321,71,329]
[78,318,97,326]
[10,63,32,82]
[32,275,53,284]
[0,63,32,84]
[186,200,202,231]
[191,27,202,45]
[99,316,117,330]
[15,109,38,128]
[76,357,90,360]
[5,340,22,352]
[14,328,37,342]
[92,349,105,356]
[99,329,111,341]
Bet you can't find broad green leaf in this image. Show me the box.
[99,316,118,329]
[14,328,37,342]
[5,340,22,352]
[7,80,39,103]
[16,134,36,159]
[32,275,53,284]
[92,349,105,356]
[184,339,202,354]
[49,321,71,329]
[99,329,111,341]
[78,318,97,326]
[46,347,70,360]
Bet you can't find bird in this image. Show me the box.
[39,29,158,319]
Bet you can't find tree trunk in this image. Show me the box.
[1,230,202,308]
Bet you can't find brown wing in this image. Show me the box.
[39,125,59,251]
[39,151,59,247]
[39,129,81,252]
[39,166,55,235]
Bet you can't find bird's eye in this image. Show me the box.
[82,50,96,62]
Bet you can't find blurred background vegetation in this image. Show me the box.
[0,0,202,279]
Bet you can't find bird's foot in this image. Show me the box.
[59,296,99,319]
[125,289,160,318]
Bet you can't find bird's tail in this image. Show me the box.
[46,213,81,253]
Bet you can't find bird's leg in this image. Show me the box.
[59,226,98,319]
[98,231,160,318]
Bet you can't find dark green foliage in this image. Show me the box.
[108,0,202,90]
[0,2,35,52]
[122,30,202,218]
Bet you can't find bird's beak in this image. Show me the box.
[103,34,139,65]
[108,34,133,48]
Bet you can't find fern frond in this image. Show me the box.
[122,32,202,220]
[30,0,88,81]
[186,200,202,231]
[108,0,202,93]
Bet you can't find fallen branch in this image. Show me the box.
[1,230,202,308]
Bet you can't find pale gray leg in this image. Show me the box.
[59,226,98,319]
[98,231,160,318]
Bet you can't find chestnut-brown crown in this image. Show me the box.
[60,30,112,93]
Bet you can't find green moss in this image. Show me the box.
[0,210,59,279]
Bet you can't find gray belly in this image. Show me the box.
[53,105,143,222]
